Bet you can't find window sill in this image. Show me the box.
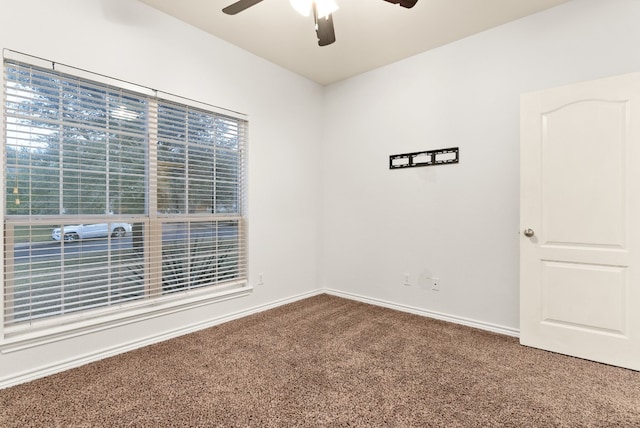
[0,282,252,354]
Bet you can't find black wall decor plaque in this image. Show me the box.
[389,147,459,170]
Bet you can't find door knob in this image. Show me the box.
[523,228,535,237]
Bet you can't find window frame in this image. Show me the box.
[1,50,251,348]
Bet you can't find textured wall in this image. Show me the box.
[321,0,640,330]
[0,0,324,386]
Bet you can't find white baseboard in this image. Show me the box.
[1,288,518,389]
[324,289,520,338]
[0,289,323,390]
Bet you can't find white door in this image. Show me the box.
[520,73,640,371]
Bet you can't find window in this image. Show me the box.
[2,54,248,337]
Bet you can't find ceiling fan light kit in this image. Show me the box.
[290,0,338,18]
[223,0,419,46]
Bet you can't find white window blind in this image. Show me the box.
[3,56,248,334]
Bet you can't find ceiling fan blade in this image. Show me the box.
[222,0,264,15]
[313,7,336,47]
[382,0,418,8]
[316,14,336,46]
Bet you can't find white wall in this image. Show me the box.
[0,0,323,386]
[321,0,640,331]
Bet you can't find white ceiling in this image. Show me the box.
[138,0,571,85]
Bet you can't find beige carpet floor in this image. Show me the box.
[0,294,639,427]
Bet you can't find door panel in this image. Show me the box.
[541,261,626,334]
[520,73,640,371]
[542,101,627,248]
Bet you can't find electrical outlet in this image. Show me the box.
[432,277,440,291]
[404,273,411,286]
[257,273,264,286]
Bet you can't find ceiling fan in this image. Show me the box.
[222,0,419,47]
